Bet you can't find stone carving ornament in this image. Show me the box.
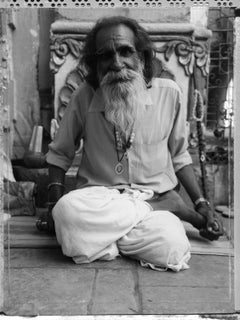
[50,36,85,74]
[49,23,210,121]
[155,37,209,77]
[50,35,209,76]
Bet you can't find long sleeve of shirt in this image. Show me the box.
[167,84,192,172]
[47,84,94,171]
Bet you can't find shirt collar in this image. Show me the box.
[88,86,153,113]
[89,87,105,112]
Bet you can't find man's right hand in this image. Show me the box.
[36,207,56,234]
[196,202,224,241]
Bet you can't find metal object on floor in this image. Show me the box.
[36,218,49,232]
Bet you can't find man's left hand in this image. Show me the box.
[196,202,224,241]
[36,209,56,235]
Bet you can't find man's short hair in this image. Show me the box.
[81,16,156,89]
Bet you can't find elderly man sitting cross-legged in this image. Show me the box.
[42,16,223,271]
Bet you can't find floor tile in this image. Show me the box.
[4,268,95,316]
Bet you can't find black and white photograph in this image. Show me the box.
[0,1,239,317]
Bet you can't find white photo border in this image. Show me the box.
[0,0,238,8]
[234,13,240,313]
[0,0,239,316]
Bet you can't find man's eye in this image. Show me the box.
[96,46,136,60]
[118,46,135,57]
[97,51,113,61]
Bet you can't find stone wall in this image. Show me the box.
[11,9,41,159]
[56,7,190,23]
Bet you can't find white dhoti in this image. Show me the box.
[52,186,191,272]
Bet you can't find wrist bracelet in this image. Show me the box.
[48,182,65,190]
[194,197,210,208]
[47,201,57,205]
[47,201,57,207]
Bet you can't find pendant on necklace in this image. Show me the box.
[115,162,124,175]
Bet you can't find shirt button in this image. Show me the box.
[124,152,128,159]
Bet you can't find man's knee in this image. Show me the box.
[54,193,69,207]
[152,211,190,260]
[118,211,191,271]
[161,215,190,261]
[52,193,70,213]
[147,190,190,213]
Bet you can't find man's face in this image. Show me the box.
[95,24,142,83]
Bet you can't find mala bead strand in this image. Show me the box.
[126,132,135,149]
[114,126,135,175]
[114,128,135,151]
[115,129,123,150]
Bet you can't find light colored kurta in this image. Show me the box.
[46,78,192,194]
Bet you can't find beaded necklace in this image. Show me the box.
[114,126,135,175]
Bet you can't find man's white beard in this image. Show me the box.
[100,67,146,140]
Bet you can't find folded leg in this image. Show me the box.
[52,186,151,263]
[117,210,191,272]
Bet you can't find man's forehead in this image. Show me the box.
[96,24,136,51]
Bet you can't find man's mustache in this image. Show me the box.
[100,69,139,85]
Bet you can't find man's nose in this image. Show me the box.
[110,53,123,71]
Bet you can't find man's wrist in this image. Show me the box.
[194,197,210,210]
[48,182,65,191]
[194,197,216,223]
[47,201,57,210]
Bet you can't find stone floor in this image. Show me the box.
[3,241,235,316]
[2,178,236,317]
